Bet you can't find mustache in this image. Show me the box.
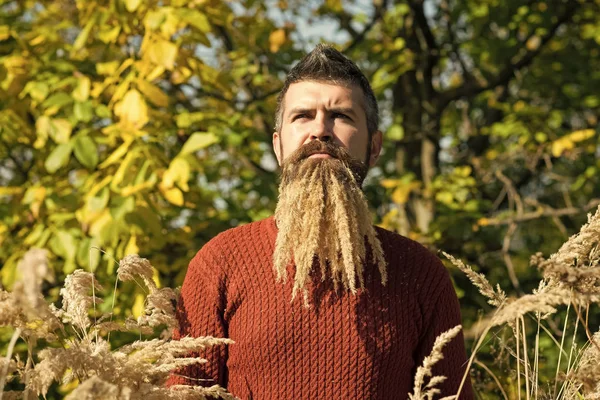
[284,140,347,164]
[280,140,369,187]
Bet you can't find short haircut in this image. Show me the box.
[274,44,379,136]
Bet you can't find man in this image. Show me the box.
[168,44,473,399]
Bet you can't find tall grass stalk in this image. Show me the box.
[0,251,236,399]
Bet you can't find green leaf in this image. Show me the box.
[42,92,73,110]
[50,230,78,262]
[387,124,404,141]
[72,12,97,51]
[125,0,142,12]
[73,135,99,169]
[180,10,211,33]
[45,143,73,173]
[74,101,94,122]
[180,132,218,155]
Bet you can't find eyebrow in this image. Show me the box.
[329,107,357,118]
[286,106,358,119]
[287,107,313,118]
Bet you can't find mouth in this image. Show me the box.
[308,152,335,159]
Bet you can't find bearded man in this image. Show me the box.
[167,44,473,399]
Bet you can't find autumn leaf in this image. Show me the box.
[269,29,286,53]
[145,39,178,70]
[115,89,149,129]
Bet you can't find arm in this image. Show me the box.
[166,241,229,387]
[412,261,474,399]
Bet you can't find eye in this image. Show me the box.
[332,112,351,121]
[292,113,308,121]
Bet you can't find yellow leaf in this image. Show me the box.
[125,0,142,12]
[111,151,136,189]
[485,149,498,160]
[0,25,11,41]
[551,129,595,157]
[269,29,286,53]
[181,10,211,33]
[49,119,73,144]
[35,116,50,148]
[449,72,463,88]
[145,39,178,70]
[180,132,218,155]
[98,25,121,44]
[391,182,420,204]
[146,65,165,81]
[477,218,490,226]
[526,36,541,51]
[162,187,184,206]
[89,209,112,237]
[72,12,97,52]
[171,66,192,84]
[513,100,526,112]
[131,293,145,319]
[96,61,120,76]
[98,137,134,168]
[115,89,149,129]
[0,187,22,196]
[162,157,190,192]
[72,76,91,102]
[125,234,139,256]
[326,0,343,12]
[137,79,169,107]
[436,191,454,205]
[380,179,401,189]
[568,129,595,142]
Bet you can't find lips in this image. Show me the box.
[308,152,335,159]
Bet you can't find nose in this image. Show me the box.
[309,116,333,142]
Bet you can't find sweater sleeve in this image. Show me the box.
[412,257,474,399]
[166,239,229,388]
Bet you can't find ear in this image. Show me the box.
[368,130,383,167]
[273,131,282,166]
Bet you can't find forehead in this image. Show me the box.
[283,80,365,113]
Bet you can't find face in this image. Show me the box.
[273,81,382,168]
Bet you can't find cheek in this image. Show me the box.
[280,126,309,157]
[289,123,312,141]
[340,129,368,160]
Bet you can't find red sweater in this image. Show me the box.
[167,217,473,399]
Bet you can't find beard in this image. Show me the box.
[273,140,387,307]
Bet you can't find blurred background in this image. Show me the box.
[1,0,599,396]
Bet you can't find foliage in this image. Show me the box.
[1,0,600,397]
[0,250,235,399]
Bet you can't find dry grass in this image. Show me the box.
[432,206,600,399]
[0,252,236,399]
[4,206,600,399]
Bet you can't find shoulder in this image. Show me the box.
[374,225,451,293]
[192,216,275,262]
[374,225,443,267]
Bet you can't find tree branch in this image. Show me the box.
[343,0,389,53]
[440,0,477,84]
[439,1,580,108]
[482,199,600,227]
[409,0,440,99]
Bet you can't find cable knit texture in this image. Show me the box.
[167,216,473,399]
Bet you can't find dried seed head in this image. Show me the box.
[409,325,462,400]
[13,248,52,309]
[64,376,120,400]
[60,270,103,331]
[118,255,157,292]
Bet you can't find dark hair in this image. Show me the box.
[275,44,379,136]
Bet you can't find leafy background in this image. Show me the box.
[1,0,599,396]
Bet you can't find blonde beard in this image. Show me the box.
[273,144,387,307]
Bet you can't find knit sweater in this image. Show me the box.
[167,216,473,399]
